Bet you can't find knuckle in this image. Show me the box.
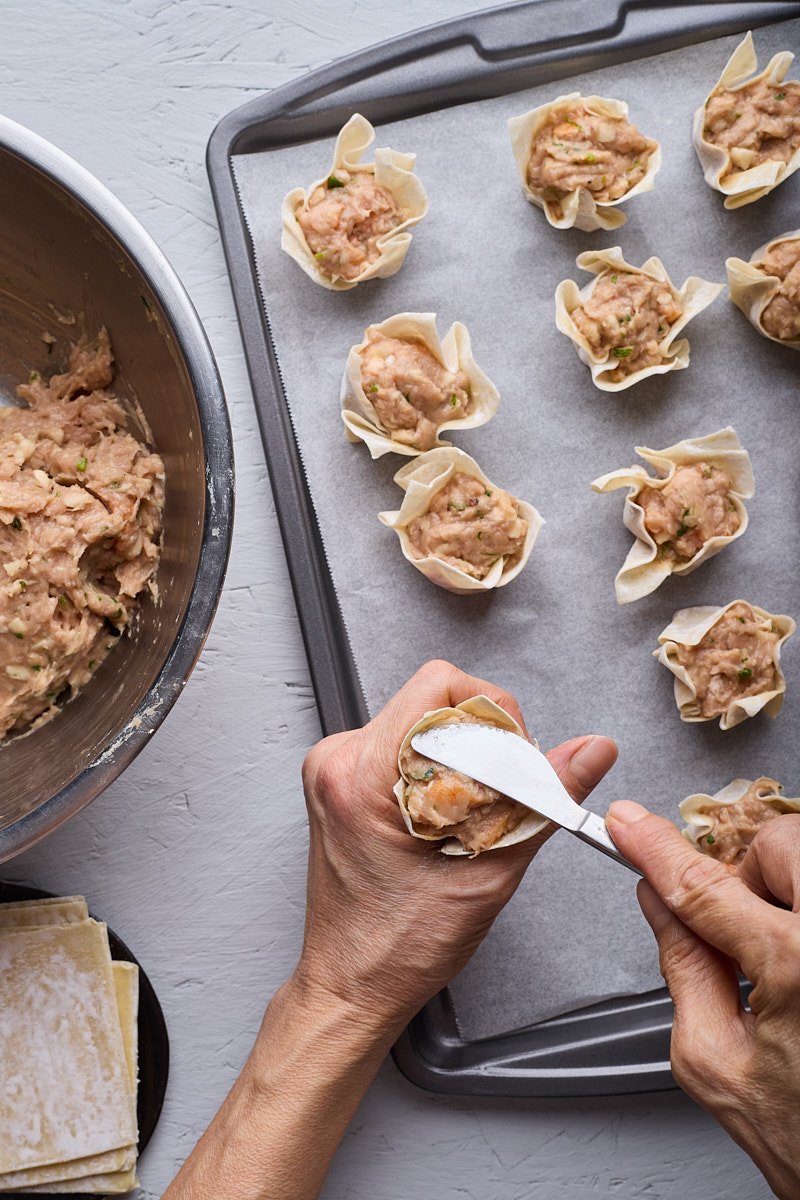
[668,853,724,921]
[301,736,342,794]
[767,920,800,993]
[416,658,457,682]
[670,1033,720,1093]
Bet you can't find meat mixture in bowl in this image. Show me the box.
[400,714,528,854]
[570,270,683,381]
[760,237,800,341]
[359,327,472,451]
[0,329,164,739]
[694,777,796,867]
[703,77,800,175]
[407,473,528,579]
[675,602,780,720]
[297,171,405,282]
[526,104,657,216]
[637,462,739,562]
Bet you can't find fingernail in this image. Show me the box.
[608,799,649,824]
[569,736,617,790]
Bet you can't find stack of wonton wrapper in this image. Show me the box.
[0,897,139,1194]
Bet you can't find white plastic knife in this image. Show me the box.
[411,723,641,876]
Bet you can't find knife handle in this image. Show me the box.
[572,812,644,877]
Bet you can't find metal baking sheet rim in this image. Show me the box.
[206,0,800,1098]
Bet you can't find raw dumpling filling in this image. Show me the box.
[703,77,800,176]
[0,329,164,739]
[297,172,405,282]
[759,237,800,341]
[359,327,472,450]
[526,104,657,218]
[570,269,684,382]
[406,472,528,579]
[399,714,528,854]
[674,602,780,720]
[638,462,739,562]
[690,777,796,867]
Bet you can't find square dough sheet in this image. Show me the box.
[0,918,137,1173]
[233,18,800,1036]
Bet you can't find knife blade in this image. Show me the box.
[411,723,640,875]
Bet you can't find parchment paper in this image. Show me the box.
[233,20,800,1037]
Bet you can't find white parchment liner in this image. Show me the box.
[679,776,800,854]
[726,228,800,350]
[591,427,754,605]
[378,446,543,594]
[281,113,428,290]
[555,247,723,391]
[394,695,547,857]
[655,600,796,730]
[692,31,800,208]
[340,312,500,459]
[507,93,661,232]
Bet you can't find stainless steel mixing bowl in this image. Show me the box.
[0,116,234,861]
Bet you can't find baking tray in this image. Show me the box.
[207,0,800,1096]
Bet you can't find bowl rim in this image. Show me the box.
[0,114,235,863]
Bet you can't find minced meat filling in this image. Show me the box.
[675,602,780,719]
[637,462,739,562]
[0,329,164,739]
[401,713,528,854]
[297,171,404,281]
[570,270,683,381]
[360,329,472,450]
[526,104,656,215]
[696,777,794,867]
[703,77,800,174]
[760,238,800,341]
[407,473,528,579]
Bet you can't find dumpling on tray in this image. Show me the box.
[590,427,754,604]
[727,229,800,348]
[507,92,661,231]
[341,313,500,458]
[680,777,800,868]
[395,696,546,856]
[555,248,722,390]
[281,113,428,290]
[378,447,542,594]
[693,31,800,208]
[655,600,795,730]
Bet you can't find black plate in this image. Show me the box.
[0,882,169,1198]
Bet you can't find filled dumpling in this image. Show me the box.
[680,777,800,867]
[395,696,547,856]
[508,93,661,231]
[378,447,542,594]
[555,248,722,390]
[591,428,754,604]
[693,31,800,208]
[727,229,800,349]
[341,313,500,458]
[281,114,428,290]
[655,600,795,730]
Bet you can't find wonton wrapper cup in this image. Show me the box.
[394,695,548,856]
[281,113,428,291]
[591,427,754,605]
[341,312,500,459]
[693,32,800,209]
[654,600,796,730]
[679,777,800,855]
[555,248,723,391]
[507,93,661,232]
[726,229,800,350]
[378,447,543,595]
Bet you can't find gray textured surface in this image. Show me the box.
[0,2,773,1196]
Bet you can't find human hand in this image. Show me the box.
[607,801,800,1200]
[297,659,617,1041]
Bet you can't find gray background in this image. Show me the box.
[0,2,779,1196]
[234,19,800,1035]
